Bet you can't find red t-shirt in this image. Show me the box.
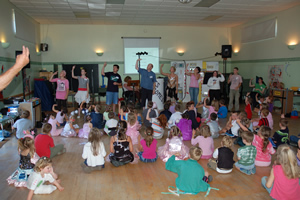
[35,134,54,158]
[245,104,252,119]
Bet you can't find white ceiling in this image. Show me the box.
[9,0,300,27]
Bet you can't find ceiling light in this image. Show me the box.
[178,0,192,4]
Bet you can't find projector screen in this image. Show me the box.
[123,37,160,74]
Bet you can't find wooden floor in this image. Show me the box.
[1,104,299,200]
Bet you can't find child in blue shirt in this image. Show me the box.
[89,105,104,129]
[217,99,228,119]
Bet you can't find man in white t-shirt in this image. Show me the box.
[228,67,243,112]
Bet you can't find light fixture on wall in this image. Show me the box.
[177,51,184,56]
[1,42,10,49]
[233,50,239,56]
[287,44,297,50]
[178,0,192,4]
[96,52,104,56]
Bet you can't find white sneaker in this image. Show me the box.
[77,115,80,119]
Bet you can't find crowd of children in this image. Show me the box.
[6,94,300,199]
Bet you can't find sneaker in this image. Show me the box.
[220,133,226,136]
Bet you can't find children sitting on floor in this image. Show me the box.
[206,113,221,139]
[137,127,158,163]
[159,102,172,121]
[78,115,93,139]
[219,111,240,138]
[81,128,106,173]
[158,126,189,162]
[252,126,276,167]
[186,101,201,130]
[60,115,79,137]
[217,99,228,119]
[271,115,289,148]
[169,104,182,127]
[89,104,104,129]
[104,111,118,136]
[207,136,235,174]
[12,110,32,139]
[176,112,193,141]
[252,103,274,129]
[235,131,257,175]
[253,108,269,131]
[191,125,214,159]
[142,101,158,128]
[244,92,252,120]
[165,146,212,195]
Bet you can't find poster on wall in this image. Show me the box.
[268,65,283,88]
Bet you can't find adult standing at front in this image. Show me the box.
[72,66,90,118]
[50,70,69,111]
[101,62,122,113]
[135,59,156,108]
[185,66,201,105]
[160,64,178,102]
[228,67,243,112]
[207,70,225,102]
[249,77,266,108]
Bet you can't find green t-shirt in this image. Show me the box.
[237,145,257,166]
[254,83,266,95]
[166,155,209,193]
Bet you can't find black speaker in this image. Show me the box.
[15,51,30,68]
[221,45,232,58]
[40,43,48,52]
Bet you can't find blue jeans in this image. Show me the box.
[189,87,199,105]
[137,152,157,163]
[261,176,273,196]
[106,91,118,105]
[290,135,299,144]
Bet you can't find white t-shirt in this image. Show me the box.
[213,149,233,174]
[169,112,182,125]
[231,120,240,136]
[207,75,225,90]
[27,172,56,194]
[207,120,221,138]
[104,119,118,133]
[82,141,106,167]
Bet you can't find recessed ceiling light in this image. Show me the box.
[178,0,192,4]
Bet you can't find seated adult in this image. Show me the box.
[123,76,140,101]
[249,77,266,108]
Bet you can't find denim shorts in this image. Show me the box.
[234,162,255,170]
[106,91,119,105]
[137,152,158,163]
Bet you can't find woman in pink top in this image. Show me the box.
[191,125,214,159]
[50,70,69,111]
[186,66,201,105]
[261,144,300,200]
[252,126,275,166]
[137,127,158,163]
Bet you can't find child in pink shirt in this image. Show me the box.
[137,127,158,163]
[252,126,275,166]
[191,125,214,159]
[261,144,300,200]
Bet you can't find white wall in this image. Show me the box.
[0,0,41,99]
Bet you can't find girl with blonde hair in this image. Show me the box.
[261,144,300,199]
[191,125,214,159]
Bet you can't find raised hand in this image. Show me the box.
[72,65,76,70]
[15,46,30,69]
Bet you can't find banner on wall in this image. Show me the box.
[268,65,283,88]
